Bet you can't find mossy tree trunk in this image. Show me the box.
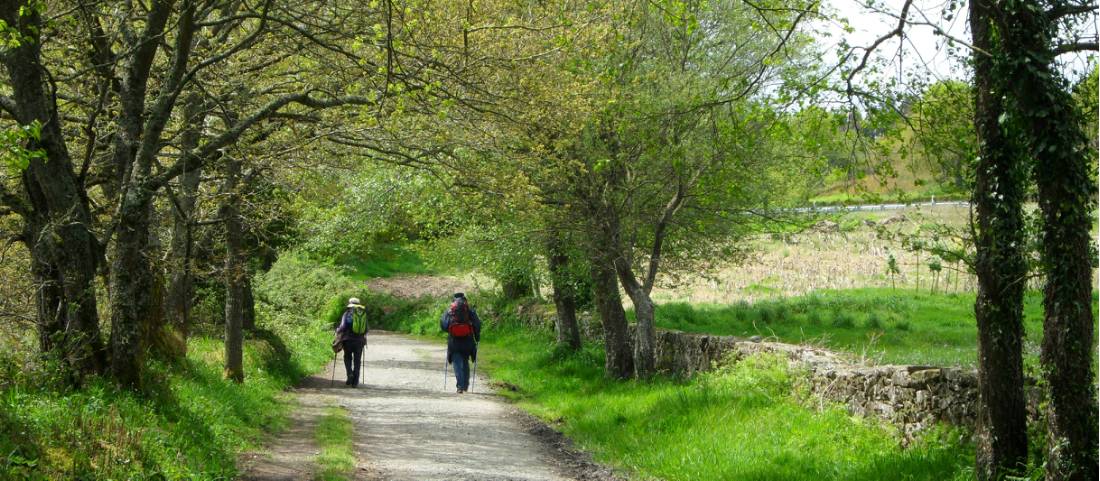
[970,0,1030,477]
[546,236,581,350]
[994,2,1099,478]
[0,2,107,383]
[164,93,207,358]
[221,158,245,383]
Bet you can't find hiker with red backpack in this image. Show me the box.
[441,293,481,393]
[335,297,370,387]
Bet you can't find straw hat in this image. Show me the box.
[347,297,362,308]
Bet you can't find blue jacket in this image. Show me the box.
[441,307,481,360]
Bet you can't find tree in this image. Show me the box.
[992,2,1099,478]
[0,0,469,388]
[0,1,108,382]
[562,0,820,378]
[851,1,1096,477]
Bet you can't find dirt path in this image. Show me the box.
[364,274,484,299]
[239,332,617,481]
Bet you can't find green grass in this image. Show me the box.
[484,328,973,481]
[0,324,332,479]
[315,405,355,481]
[0,254,343,480]
[647,288,1100,367]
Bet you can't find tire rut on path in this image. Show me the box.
[241,331,611,481]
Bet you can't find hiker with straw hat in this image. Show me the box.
[335,297,370,387]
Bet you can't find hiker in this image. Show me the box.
[335,297,369,387]
[440,292,481,393]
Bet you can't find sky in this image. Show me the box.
[821,0,1098,84]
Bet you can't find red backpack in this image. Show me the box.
[447,301,474,337]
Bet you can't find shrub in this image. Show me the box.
[832,313,856,328]
[254,251,359,319]
[734,301,752,321]
[865,312,884,330]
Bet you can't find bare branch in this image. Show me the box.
[846,0,914,95]
[146,92,379,191]
[1049,2,1098,20]
[1054,41,1099,55]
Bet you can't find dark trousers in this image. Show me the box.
[451,350,471,391]
[343,339,365,386]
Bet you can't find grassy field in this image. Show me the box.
[649,288,1066,367]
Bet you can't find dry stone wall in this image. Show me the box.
[647,328,979,439]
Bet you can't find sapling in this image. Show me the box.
[928,258,943,294]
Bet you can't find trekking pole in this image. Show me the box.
[360,335,367,387]
[329,350,337,387]
[443,356,449,391]
[470,340,479,390]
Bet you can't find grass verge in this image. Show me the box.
[315,405,355,481]
[0,323,332,480]
[0,252,349,480]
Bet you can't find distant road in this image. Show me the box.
[793,200,970,213]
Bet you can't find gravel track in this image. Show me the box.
[239,331,619,481]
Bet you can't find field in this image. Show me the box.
[651,204,980,305]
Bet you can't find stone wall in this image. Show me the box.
[647,328,979,439]
[505,303,1004,440]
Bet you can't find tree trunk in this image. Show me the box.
[1,3,107,382]
[1035,166,1099,481]
[242,272,256,331]
[970,1,1030,477]
[588,255,632,379]
[222,160,245,383]
[1035,127,1100,481]
[619,276,657,379]
[547,237,581,350]
[164,94,206,357]
[997,6,1100,477]
[109,197,159,387]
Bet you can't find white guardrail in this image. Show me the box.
[792,197,970,213]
